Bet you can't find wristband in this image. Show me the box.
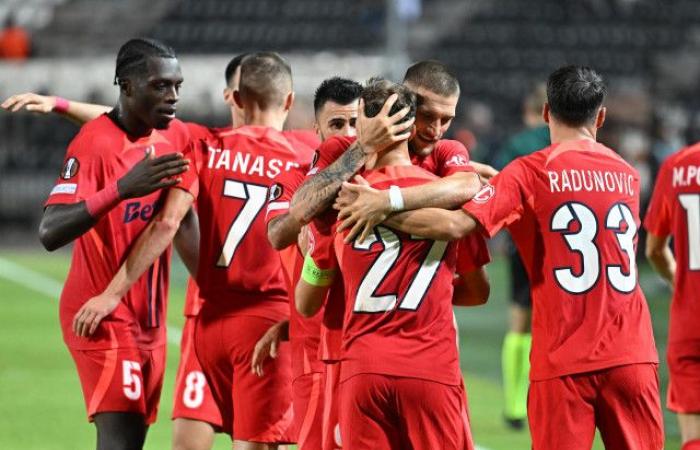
[388,185,404,212]
[85,183,122,218]
[53,96,70,114]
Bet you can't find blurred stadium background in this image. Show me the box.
[0,0,693,448]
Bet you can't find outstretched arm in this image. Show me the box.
[39,149,189,251]
[2,92,110,125]
[645,232,675,286]
[72,188,194,337]
[382,208,479,242]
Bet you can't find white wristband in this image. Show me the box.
[388,185,404,212]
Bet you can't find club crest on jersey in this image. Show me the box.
[446,154,468,166]
[472,183,495,204]
[61,157,80,179]
[268,183,283,202]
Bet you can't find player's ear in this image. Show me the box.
[223,87,234,105]
[118,79,131,96]
[542,102,550,124]
[313,120,320,137]
[595,106,606,129]
[284,91,295,112]
[233,90,244,109]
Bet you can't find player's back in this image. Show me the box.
[509,139,657,379]
[334,165,461,386]
[646,143,700,342]
[192,125,310,314]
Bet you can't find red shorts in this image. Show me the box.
[667,340,700,413]
[322,362,343,450]
[528,363,663,450]
[338,373,473,450]
[171,317,222,427]
[195,311,294,442]
[293,372,324,450]
[68,345,165,424]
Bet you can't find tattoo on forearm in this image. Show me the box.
[291,142,365,222]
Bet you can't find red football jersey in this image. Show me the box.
[463,139,658,380]
[310,165,462,385]
[45,114,191,350]
[180,125,314,318]
[644,143,700,343]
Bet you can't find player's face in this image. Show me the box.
[315,100,358,141]
[408,85,458,157]
[132,57,183,130]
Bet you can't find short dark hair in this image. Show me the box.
[224,53,249,87]
[238,52,293,109]
[114,38,177,85]
[546,65,606,127]
[313,77,362,115]
[402,60,460,97]
[362,77,416,124]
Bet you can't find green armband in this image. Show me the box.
[301,253,336,287]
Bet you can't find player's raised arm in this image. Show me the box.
[39,148,189,251]
[380,207,479,243]
[1,92,111,125]
[72,186,195,337]
[289,94,413,224]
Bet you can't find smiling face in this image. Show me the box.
[128,56,183,130]
[406,83,458,157]
[315,99,359,140]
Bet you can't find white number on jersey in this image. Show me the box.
[679,194,700,270]
[182,370,207,409]
[217,179,269,267]
[122,360,142,401]
[551,202,638,294]
[353,226,448,313]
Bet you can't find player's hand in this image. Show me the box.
[72,293,121,338]
[356,95,414,155]
[470,161,499,180]
[117,147,189,199]
[1,92,56,114]
[336,175,388,244]
[251,321,289,377]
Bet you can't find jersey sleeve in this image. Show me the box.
[301,219,338,286]
[643,160,673,237]
[434,140,475,177]
[455,234,491,273]
[45,133,106,206]
[265,167,304,224]
[173,140,202,199]
[461,159,532,238]
[307,135,356,175]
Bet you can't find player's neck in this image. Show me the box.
[372,142,412,169]
[110,104,152,138]
[549,125,597,146]
[243,107,286,131]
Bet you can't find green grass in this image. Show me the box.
[0,250,681,449]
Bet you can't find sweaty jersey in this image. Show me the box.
[644,143,700,344]
[180,125,314,318]
[463,139,658,380]
[46,114,191,350]
[308,165,462,386]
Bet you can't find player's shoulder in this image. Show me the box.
[283,129,321,150]
[184,121,225,141]
[69,114,120,153]
[435,139,469,155]
[664,141,700,168]
[366,164,436,187]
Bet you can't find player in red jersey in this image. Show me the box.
[295,78,478,450]
[81,52,313,450]
[252,76,362,450]
[381,65,663,450]
[39,38,192,450]
[645,144,700,450]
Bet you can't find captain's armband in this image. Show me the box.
[301,254,336,287]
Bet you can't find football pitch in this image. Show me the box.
[0,249,681,450]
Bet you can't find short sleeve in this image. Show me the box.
[455,234,491,273]
[462,159,532,238]
[174,140,202,199]
[434,140,475,177]
[307,135,355,175]
[266,166,305,223]
[45,133,105,206]
[643,161,673,237]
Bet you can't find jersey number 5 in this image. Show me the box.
[353,226,448,313]
[551,202,637,294]
[217,179,269,267]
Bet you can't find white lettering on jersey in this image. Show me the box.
[49,183,77,195]
[207,147,297,179]
[547,170,634,196]
[445,154,468,166]
[673,166,700,188]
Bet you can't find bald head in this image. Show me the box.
[238,52,293,110]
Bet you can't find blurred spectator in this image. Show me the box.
[0,14,31,60]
